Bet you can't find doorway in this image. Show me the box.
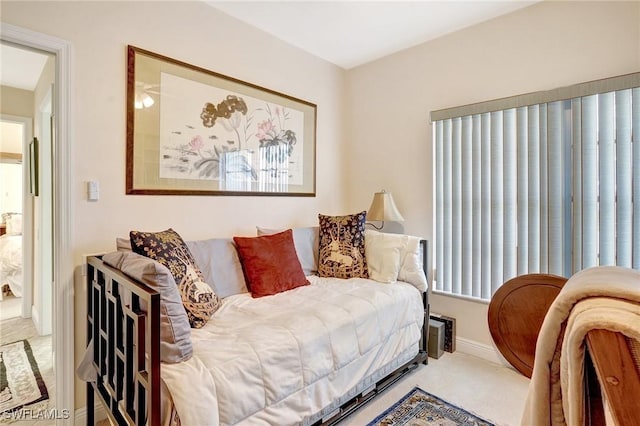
[0,26,74,426]
[1,22,74,424]
[0,40,56,417]
[0,114,33,322]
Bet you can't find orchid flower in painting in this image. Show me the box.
[256,119,277,141]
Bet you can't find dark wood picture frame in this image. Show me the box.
[29,137,39,196]
[126,45,317,196]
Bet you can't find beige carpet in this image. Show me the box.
[342,352,530,426]
[0,296,22,322]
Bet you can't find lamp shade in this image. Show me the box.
[367,190,404,222]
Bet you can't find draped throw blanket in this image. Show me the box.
[522,266,640,426]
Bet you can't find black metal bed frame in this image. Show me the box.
[86,256,161,426]
[85,239,430,426]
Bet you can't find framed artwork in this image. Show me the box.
[29,137,39,196]
[126,45,317,196]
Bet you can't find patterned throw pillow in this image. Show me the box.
[318,211,369,279]
[130,228,221,328]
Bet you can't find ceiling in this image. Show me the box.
[0,43,50,90]
[208,1,539,69]
[0,1,539,90]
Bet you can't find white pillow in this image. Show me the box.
[364,230,406,283]
[398,236,428,292]
[5,213,22,235]
[365,230,428,291]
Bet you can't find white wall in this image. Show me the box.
[0,86,34,118]
[2,0,347,408]
[0,163,22,213]
[345,1,640,353]
[0,87,32,218]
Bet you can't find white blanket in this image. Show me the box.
[0,234,23,297]
[162,276,423,425]
[522,266,640,426]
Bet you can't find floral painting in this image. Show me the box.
[126,45,316,196]
[158,73,304,189]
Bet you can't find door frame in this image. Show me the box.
[34,87,53,336]
[1,23,74,424]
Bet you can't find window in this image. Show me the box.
[432,73,640,301]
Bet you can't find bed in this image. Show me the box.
[0,213,23,300]
[83,228,430,425]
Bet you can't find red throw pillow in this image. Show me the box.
[233,229,310,298]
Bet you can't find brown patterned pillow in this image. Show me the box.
[318,211,369,279]
[130,228,221,328]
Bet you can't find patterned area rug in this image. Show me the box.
[367,387,495,426]
[0,339,49,414]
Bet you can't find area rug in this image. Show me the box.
[367,387,495,426]
[0,339,49,414]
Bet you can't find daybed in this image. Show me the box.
[83,221,429,426]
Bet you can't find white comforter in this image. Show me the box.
[161,276,424,425]
[0,234,22,297]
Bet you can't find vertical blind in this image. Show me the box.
[433,75,640,300]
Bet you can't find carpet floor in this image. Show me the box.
[0,296,21,322]
[0,317,53,426]
[341,352,530,426]
[0,339,49,415]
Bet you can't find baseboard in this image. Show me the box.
[74,402,107,425]
[455,336,503,366]
[31,305,40,333]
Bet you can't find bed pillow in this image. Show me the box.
[116,237,132,252]
[364,230,406,283]
[122,236,249,298]
[233,229,309,298]
[102,251,192,363]
[318,211,368,279]
[398,236,429,292]
[130,228,221,328]
[4,213,22,235]
[186,238,249,298]
[256,226,319,276]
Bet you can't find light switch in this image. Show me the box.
[88,180,99,201]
